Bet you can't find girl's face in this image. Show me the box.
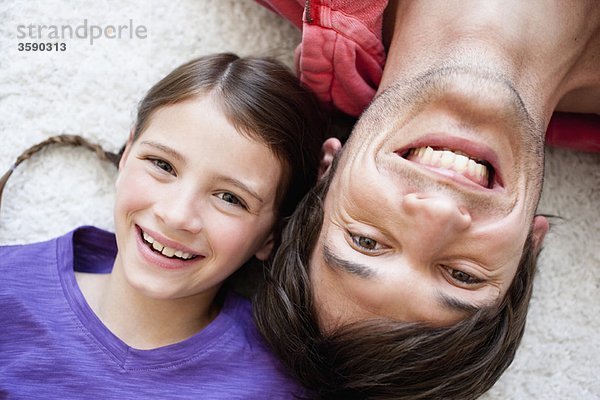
[113,96,282,301]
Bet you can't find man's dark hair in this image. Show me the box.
[254,154,541,400]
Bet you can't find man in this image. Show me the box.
[254,1,599,398]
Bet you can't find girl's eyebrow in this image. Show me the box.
[214,175,264,204]
[140,140,185,162]
[140,141,265,204]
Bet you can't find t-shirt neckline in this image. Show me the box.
[57,226,242,370]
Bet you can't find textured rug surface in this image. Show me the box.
[1,1,599,399]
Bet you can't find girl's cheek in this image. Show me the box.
[210,215,245,241]
[210,215,267,252]
[115,165,155,208]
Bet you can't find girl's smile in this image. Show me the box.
[139,225,202,260]
[136,225,204,270]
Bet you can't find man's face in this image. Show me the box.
[310,69,549,329]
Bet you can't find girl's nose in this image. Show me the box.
[154,190,203,234]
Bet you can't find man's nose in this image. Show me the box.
[400,192,471,246]
[154,188,203,234]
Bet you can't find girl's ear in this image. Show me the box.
[119,130,136,170]
[254,233,274,261]
[319,137,342,179]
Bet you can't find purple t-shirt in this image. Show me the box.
[0,226,304,399]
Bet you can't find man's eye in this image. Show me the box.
[448,269,481,285]
[151,158,174,174]
[351,234,380,251]
[217,192,247,209]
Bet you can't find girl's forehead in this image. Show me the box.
[140,98,281,172]
[131,90,301,215]
[154,98,280,153]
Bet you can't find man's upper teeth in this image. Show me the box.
[142,231,195,260]
[409,146,489,186]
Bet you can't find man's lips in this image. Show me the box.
[394,135,503,190]
[403,146,493,188]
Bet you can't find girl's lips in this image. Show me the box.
[137,225,201,255]
[134,225,205,270]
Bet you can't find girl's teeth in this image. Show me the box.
[161,247,175,257]
[142,231,196,260]
[143,232,154,244]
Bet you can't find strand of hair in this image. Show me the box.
[0,134,120,215]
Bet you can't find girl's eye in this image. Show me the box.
[446,268,482,286]
[151,158,174,174]
[217,192,247,209]
[350,234,382,252]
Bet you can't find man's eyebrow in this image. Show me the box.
[323,244,484,315]
[323,244,375,279]
[436,291,482,315]
[140,141,185,162]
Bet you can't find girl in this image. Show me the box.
[0,53,324,398]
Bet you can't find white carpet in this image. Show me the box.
[1,1,598,398]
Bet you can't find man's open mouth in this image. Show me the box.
[141,230,199,261]
[400,146,496,188]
